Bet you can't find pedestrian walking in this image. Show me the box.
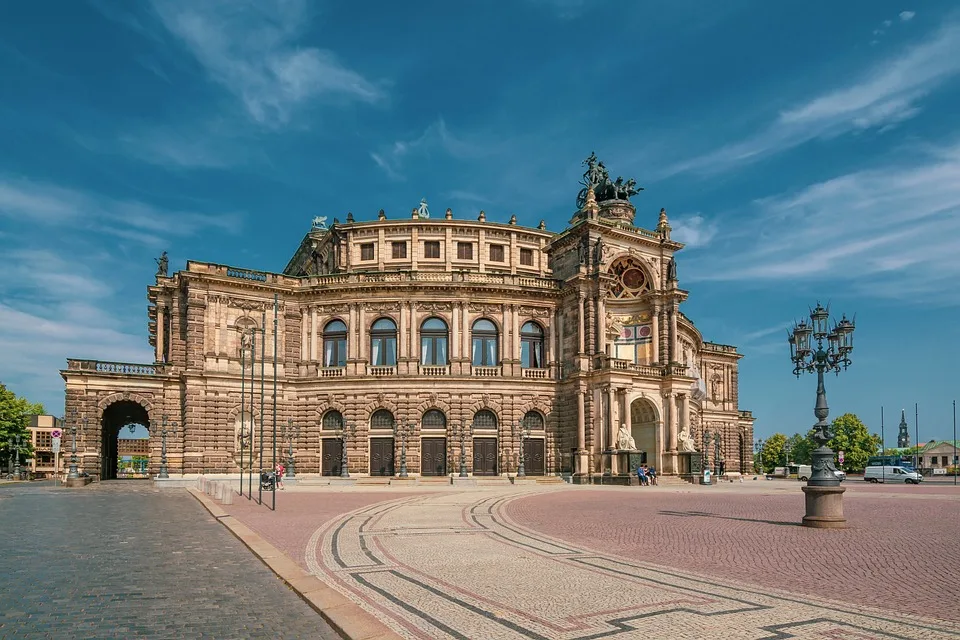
[275,462,285,490]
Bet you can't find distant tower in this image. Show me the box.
[897,409,910,448]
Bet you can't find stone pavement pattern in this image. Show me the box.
[508,484,960,624]
[0,481,339,640]
[269,486,960,640]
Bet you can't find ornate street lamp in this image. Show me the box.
[713,432,722,476]
[754,438,764,474]
[157,414,180,479]
[280,420,300,478]
[337,423,355,478]
[12,435,22,480]
[789,302,855,527]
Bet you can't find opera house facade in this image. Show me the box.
[62,156,754,481]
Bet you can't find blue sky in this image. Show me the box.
[1,1,958,444]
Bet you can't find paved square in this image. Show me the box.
[226,482,960,639]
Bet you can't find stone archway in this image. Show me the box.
[100,400,151,480]
[630,398,659,468]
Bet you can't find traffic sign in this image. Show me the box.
[52,437,61,454]
[838,450,845,465]
[51,429,62,438]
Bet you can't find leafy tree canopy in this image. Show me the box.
[0,382,45,462]
[825,413,882,471]
[760,433,787,473]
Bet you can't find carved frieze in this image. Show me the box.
[518,306,551,318]
[366,302,401,313]
[468,303,502,315]
[417,302,452,312]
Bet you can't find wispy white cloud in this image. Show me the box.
[900,11,916,22]
[370,118,498,181]
[683,141,960,302]
[663,20,960,177]
[0,176,241,238]
[149,0,385,127]
[0,249,151,411]
[670,213,718,249]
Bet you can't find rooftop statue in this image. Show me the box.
[312,216,328,230]
[577,152,644,209]
[155,251,168,277]
[417,198,430,219]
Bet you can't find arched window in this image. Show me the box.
[420,318,449,365]
[323,319,347,367]
[371,409,395,430]
[322,410,344,431]
[370,318,397,366]
[471,319,499,367]
[473,409,498,430]
[520,321,544,369]
[522,411,545,431]
[422,409,446,429]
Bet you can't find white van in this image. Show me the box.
[864,465,923,484]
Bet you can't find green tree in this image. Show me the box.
[825,413,881,471]
[760,433,787,473]
[0,382,45,469]
[786,433,812,464]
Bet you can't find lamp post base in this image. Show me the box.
[801,485,847,528]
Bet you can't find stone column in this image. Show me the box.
[156,305,166,363]
[623,390,632,438]
[451,302,460,361]
[650,305,659,364]
[300,307,308,364]
[667,393,678,452]
[681,393,690,436]
[462,303,470,365]
[359,306,367,363]
[576,389,587,475]
[577,294,585,353]
[348,303,358,359]
[670,305,679,364]
[310,306,318,362]
[607,386,618,474]
[409,301,418,363]
[596,292,606,355]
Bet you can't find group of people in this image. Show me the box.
[636,464,657,486]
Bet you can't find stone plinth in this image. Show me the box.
[451,477,477,487]
[801,485,847,529]
[65,477,93,487]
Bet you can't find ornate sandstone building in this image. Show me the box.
[61,155,754,480]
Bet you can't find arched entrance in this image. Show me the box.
[630,398,659,467]
[101,401,151,480]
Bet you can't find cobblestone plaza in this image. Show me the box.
[220,481,960,640]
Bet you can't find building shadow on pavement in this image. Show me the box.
[658,509,801,527]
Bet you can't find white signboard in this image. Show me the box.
[51,437,61,454]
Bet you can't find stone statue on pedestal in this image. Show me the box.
[616,423,637,450]
[678,428,697,453]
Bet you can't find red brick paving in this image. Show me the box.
[507,487,960,623]
[224,491,424,569]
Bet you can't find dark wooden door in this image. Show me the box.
[321,438,341,476]
[522,439,545,475]
[370,437,395,476]
[473,437,498,476]
[421,438,446,476]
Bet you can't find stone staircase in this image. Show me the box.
[534,475,565,485]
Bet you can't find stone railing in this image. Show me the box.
[366,365,396,376]
[472,366,501,377]
[702,342,739,355]
[320,367,345,378]
[66,359,164,375]
[522,368,549,379]
[418,365,449,376]
[226,267,267,282]
[739,410,754,419]
[304,271,559,290]
[604,358,686,378]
